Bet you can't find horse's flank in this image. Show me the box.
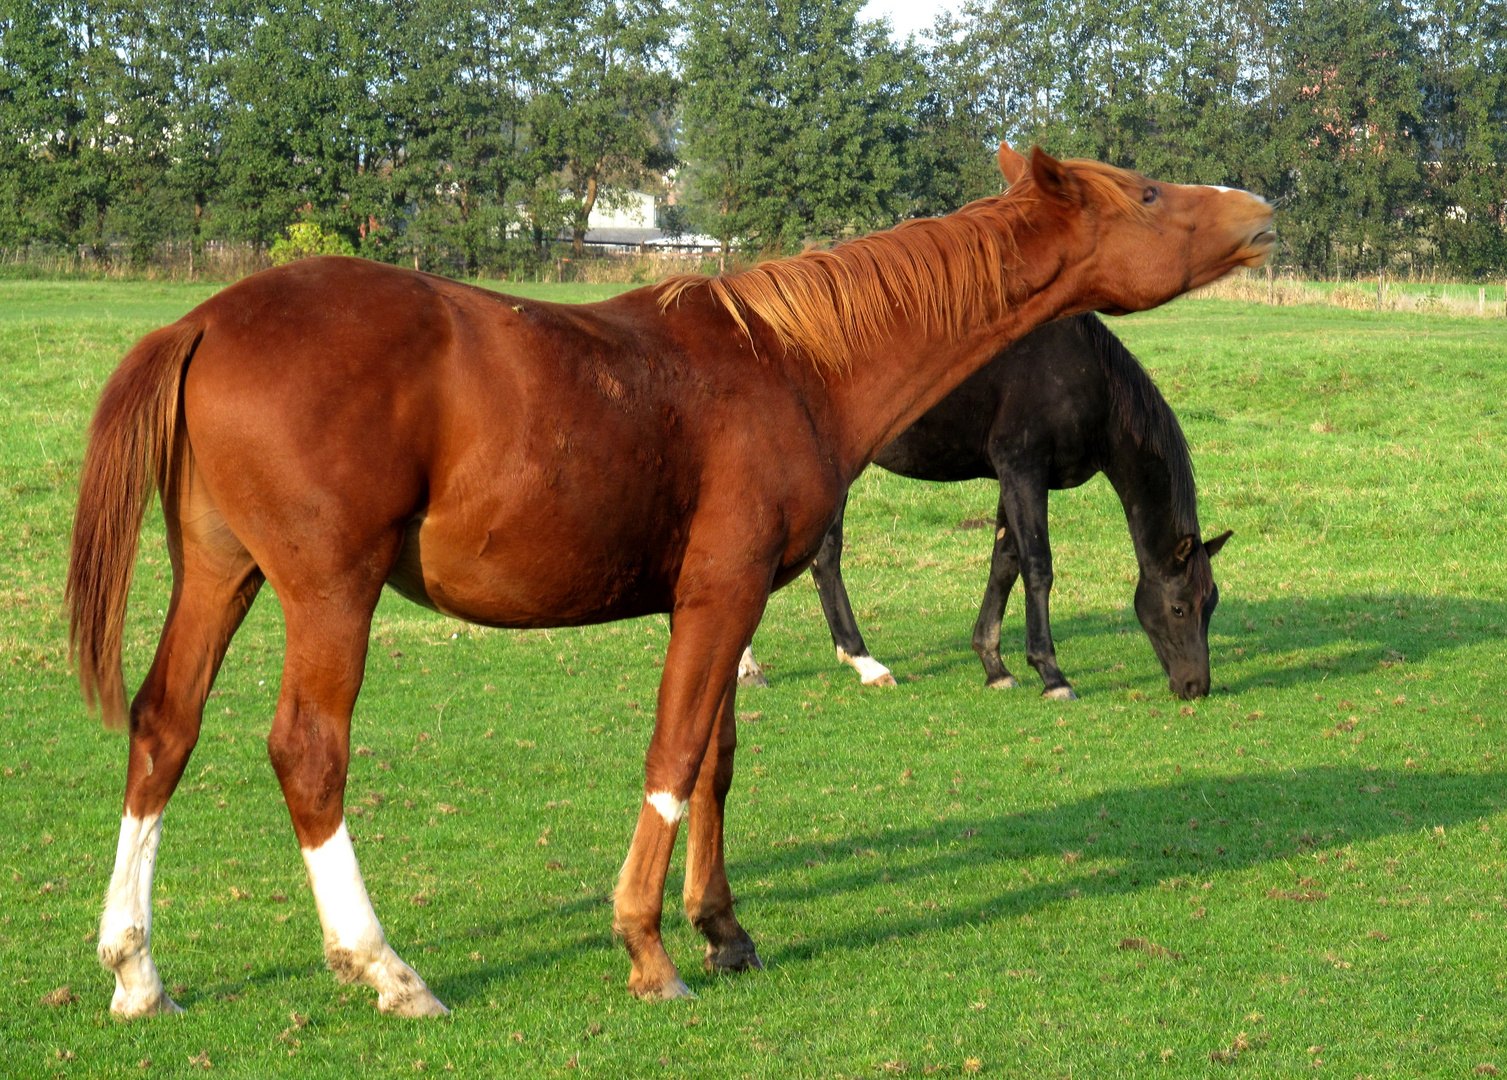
[657,158,1154,376]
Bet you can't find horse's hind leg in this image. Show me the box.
[683,694,761,973]
[972,486,1022,689]
[268,586,447,1017]
[100,507,262,1018]
[812,496,896,686]
[736,644,768,688]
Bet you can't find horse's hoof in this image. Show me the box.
[986,675,1020,689]
[632,976,695,1001]
[842,651,895,686]
[379,988,451,1018]
[1041,685,1078,701]
[704,937,764,973]
[110,992,183,1019]
[737,670,769,688]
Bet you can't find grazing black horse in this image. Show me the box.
[738,313,1231,701]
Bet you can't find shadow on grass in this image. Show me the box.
[429,764,1504,1002]
[735,764,1502,966]
[763,592,1507,695]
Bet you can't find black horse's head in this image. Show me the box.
[1134,530,1232,699]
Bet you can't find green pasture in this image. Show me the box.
[1305,278,1506,300]
[4,279,1507,1078]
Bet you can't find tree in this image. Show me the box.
[1419,0,1507,275]
[0,0,69,247]
[678,0,916,254]
[215,0,399,250]
[1272,0,1426,274]
[157,0,236,277]
[527,0,677,257]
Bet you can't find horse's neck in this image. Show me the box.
[1103,432,1190,568]
[824,276,1070,477]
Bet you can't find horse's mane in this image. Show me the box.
[657,159,1152,375]
[1081,313,1202,545]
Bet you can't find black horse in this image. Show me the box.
[738,313,1231,701]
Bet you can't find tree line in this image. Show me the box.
[1,0,1504,279]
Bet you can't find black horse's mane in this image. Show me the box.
[1081,313,1200,540]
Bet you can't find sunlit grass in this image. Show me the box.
[3,284,1507,1077]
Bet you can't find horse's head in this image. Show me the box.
[997,144,1274,315]
[1133,529,1232,700]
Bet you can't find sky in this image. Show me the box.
[858,0,962,39]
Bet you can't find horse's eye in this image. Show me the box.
[1171,605,1186,618]
[1142,186,1159,204]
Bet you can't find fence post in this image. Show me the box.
[1480,287,1486,315]
[1267,262,1274,305]
[1376,270,1384,311]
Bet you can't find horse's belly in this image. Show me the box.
[385,512,670,628]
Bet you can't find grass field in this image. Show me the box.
[4,278,1507,1078]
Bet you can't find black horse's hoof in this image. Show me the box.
[703,935,763,974]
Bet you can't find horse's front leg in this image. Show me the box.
[269,587,448,1017]
[683,693,761,972]
[614,586,766,999]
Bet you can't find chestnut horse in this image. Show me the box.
[68,145,1272,1016]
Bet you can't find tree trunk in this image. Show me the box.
[574,175,600,259]
[190,200,203,281]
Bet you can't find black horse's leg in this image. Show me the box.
[812,495,896,686]
[998,472,1077,700]
[971,486,1023,688]
[736,643,768,687]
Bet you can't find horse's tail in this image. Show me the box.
[67,319,204,729]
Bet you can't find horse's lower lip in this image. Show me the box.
[1250,230,1276,246]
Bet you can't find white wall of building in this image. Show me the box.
[588,191,657,229]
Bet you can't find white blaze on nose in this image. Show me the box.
[1204,184,1271,206]
[646,791,688,825]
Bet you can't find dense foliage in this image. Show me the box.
[1,0,1504,276]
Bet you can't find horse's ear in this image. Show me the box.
[1172,535,1196,565]
[1203,529,1233,559]
[1030,146,1080,206]
[998,142,1029,186]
